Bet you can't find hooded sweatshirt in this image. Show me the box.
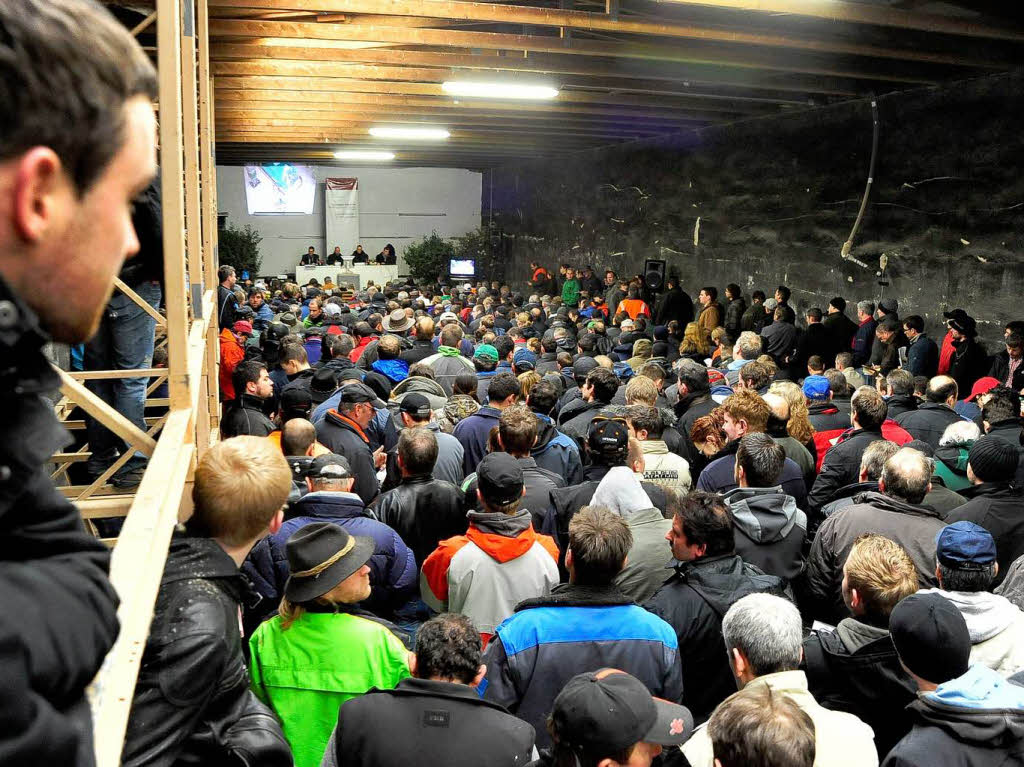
[883,664,1024,767]
[919,589,1024,677]
[723,486,807,583]
[591,468,674,603]
[420,509,558,642]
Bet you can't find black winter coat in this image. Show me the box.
[654,286,694,327]
[220,394,276,439]
[803,624,917,759]
[674,392,718,463]
[808,427,885,513]
[906,333,939,378]
[823,311,858,366]
[947,482,1024,588]
[0,277,121,767]
[724,297,746,338]
[895,402,962,449]
[122,535,291,767]
[947,338,989,397]
[369,474,466,568]
[885,394,918,421]
[740,301,767,333]
[645,555,786,724]
[316,410,381,505]
[989,351,1024,392]
[807,400,852,434]
[324,677,534,767]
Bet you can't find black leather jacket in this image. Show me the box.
[369,474,466,568]
[0,275,121,766]
[122,533,291,767]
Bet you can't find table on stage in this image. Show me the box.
[295,263,400,290]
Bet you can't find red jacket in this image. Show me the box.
[813,418,914,474]
[349,335,377,362]
[218,328,246,400]
[938,330,955,375]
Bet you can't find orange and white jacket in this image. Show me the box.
[421,509,559,644]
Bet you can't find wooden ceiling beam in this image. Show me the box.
[214,74,768,114]
[210,44,862,96]
[215,113,667,134]
[206,20,945,83]
[649,0,1024,42]
[207,0,1016,64]
[214,88,728,120]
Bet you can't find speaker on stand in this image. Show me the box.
[643,258,667,306]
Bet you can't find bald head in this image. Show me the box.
[281,418,317,456]
[925,375,958,405]
[762,392,790,421]
[880,447,932,504]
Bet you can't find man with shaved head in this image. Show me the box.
[805,447,947,625]
[895,375,963,449]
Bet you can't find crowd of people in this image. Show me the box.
[170,258,1024,766]
[4,2,1024,765]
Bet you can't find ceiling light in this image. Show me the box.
[369,126,450,140]
[441,81,558,100]
[333,150,395,161]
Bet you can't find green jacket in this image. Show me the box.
[250,610,410,767]
[561,278,581,307]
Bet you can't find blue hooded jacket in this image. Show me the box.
[371,358,409,384]
[242,491,416,617]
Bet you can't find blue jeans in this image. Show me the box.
[84,280,161,477]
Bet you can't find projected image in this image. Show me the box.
[244,164,317,214]
[449,259,476,277]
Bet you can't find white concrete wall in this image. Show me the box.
[215,164,482,277]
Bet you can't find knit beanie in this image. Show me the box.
[890,592,971,685]
[968,436,1020,482]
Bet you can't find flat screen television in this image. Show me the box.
[243,164,316,214]
[449,258,476,277]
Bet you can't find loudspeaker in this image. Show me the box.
[644,258,667,291]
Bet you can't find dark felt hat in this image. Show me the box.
[283,522,374,603]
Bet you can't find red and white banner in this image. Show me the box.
[324,177,359,254]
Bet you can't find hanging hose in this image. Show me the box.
[841,97,880,260]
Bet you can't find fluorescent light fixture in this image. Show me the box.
[369,126,450,140]
[441,81,558,100]
[333,150,396,161]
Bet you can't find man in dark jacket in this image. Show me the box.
[382,393,463,490]
[790,307,832,380]
[526,379,584,485]
[674,360,717,462]
[481,507,683,748]
[980,387,1024,485]
[988,332,1024,391]
[809,386,890,513]
[322,614,535,767]
[123,438,293,766]
[221,360,277,439]
[654,275,693,327]
[884,369,919,421]
[560,366,619,449]
[903,315,939,378]
[946,313,988,397]
[947,436,1024,588]
[850,301,877,368]
[0,5,158,760]
[896,375,963,449]
[804,448,946,625]
[399,316,438,365]
[645,490,786,724]
[723,283,746,340]
[218,264,238,331]
[802,533,918,759]
[805,375,852,434]
[739,290,766,334]
[884,592,1024,767]
[724,434,806,584]
[823,296,858,367]
[453,372,519,475]
[370,426,465,569]
[315,383,385,505]
[243,453,416,621]
[759,305,798,368]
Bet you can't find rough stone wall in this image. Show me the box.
[483,69,1024,351]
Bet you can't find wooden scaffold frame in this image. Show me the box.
[49,1,225,763]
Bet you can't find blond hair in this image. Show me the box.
[769,380,816,445]
[844,534,918,623]
[192,436,291,546]
[625,375,658,406]
[721,389,771,433]
[517,371,542,401]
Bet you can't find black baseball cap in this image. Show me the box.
[477,453,524,506]
[398,392,432,419]
[587,417,629,459]
[280,386,313,419]
[890,592,971,685]
[551,669,693,754]
[307,453,352,479]
[338,382,376,404]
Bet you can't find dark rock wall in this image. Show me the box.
[482,69,1024,351]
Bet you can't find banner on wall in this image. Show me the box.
[325,177,359,255]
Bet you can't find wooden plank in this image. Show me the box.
[114,277,166,327]
[209,43,862,96]
[63,417,166,430]
[132,11,158,36]
[77,497,135,518]
[207,0,1016,65]
[55,367,158,456]
[205,19,949,82]
[68,368,162,380]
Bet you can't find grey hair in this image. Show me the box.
[722,594,802,676]
[939,420,981,448]
[881,448,933,505]
[857,300,875,316]
[735,331,763,361]
[859,439,899,482]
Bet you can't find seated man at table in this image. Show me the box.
[352,244,367,263]
[300,246,321,266]
[326,246,343,266]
